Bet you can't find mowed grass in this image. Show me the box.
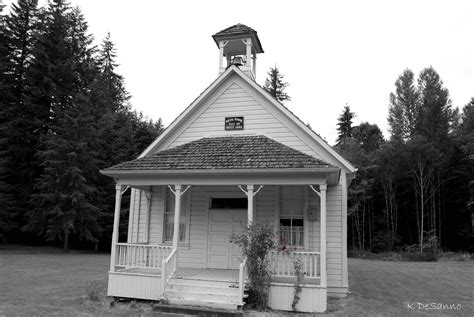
[0,245,472,316]
[331,259,473,317]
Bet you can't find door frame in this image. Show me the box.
[205,191,247,269]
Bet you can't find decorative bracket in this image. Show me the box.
[309,185,321,198]
[167,185,191,196]
[238,185,264,197]
[120,186,130,197]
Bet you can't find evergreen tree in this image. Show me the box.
[22,0,101,250]
[263,66,291,103]
[90,33,164,250]
[416,67,453,144]
[352,122,385,153]
[336,104,355,146]
[388,69,419,142]
[459,98,474,155]
[1,0,40,239]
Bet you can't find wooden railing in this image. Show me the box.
[115,243,172,269]
[238,257,247,301]
[269,250,320,279]
[161,248,177,295]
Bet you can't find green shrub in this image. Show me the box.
[291,256,304,311]
[231,222,276,310]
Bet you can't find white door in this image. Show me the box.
[207,209,246,269]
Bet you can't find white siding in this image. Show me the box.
[108,272,162,300]
[268,284,327,313]
[166,79,324,159]
[128,184,344,289]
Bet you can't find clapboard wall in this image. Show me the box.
[127,184,344,292]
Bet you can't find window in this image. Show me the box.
[280,186,304,248]
[210,197,247,209]
[163,188,188,243]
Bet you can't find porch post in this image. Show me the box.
[172,185,182,251]
[320,184,327,288]
[247,185,254,223]
[110,184,123,272]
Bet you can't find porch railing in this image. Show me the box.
[238,257,247,301]
[161,248,177,295]
[268,250,320,279]
[115,243,172,269]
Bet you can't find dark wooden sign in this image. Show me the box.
[225,117,244,130]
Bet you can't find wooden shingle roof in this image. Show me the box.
[213,23,257,37]
[104,135,335,172]
[212,23,264,54]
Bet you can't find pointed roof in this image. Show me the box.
[212,23,264,53]
[104,135,336,172]
[213,23,257,37]
[138,65,356,174]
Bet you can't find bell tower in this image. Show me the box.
[212,24,264,80]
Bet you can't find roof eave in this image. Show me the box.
[101,167,341,185]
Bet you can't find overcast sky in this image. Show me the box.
[4,0,474,144]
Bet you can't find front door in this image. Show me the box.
[207,209,246,269]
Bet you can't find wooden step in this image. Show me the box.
[166,282,240,296]
[165,297,243,310]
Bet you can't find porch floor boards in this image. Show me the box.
[116,267,161,275]
[115,267,320,285]
[115,267,239,281]
[174,268,239,282]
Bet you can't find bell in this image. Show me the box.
[232,56,244,66]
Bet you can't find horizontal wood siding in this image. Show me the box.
[148,186,165,244]
[108,272,161,300]
[178,186,208,268]
[126,184,344,290]
[256,186,275,225]
[268,284,327,313]
[167,80,321,158]
[137,189,149,243]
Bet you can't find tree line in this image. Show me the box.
[1,1,472,254]
[0,0,163,250]
[336,68,473,253]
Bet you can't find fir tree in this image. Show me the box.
[388,69,419,142]
[416,67,453,145]
[1,0,40,238]
[23,0,101,249]
[263,66,291,103]
[336,104,355,146]
[352,122,385,153]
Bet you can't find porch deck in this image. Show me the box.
[115,267,319,285]
[116,267,239,281]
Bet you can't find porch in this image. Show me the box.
[108,241,326,311]
[107,182,331,312]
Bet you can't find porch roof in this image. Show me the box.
[101,135,340,185]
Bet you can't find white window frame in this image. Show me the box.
[279,186,305,249]
[162,186,191,246]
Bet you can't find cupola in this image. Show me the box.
[212,24,264,80]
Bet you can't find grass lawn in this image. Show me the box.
[331,258,473,316]
[1,245,472,316]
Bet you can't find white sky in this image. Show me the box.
[4,0,474,144]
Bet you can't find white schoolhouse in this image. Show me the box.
[101,24,356,313]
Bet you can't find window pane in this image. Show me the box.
[210,198,247,209]
[279,218,304,247]
[164,214,186,242]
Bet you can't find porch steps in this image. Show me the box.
[164,277,245,310]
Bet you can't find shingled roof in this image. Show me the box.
[213,23,257,37]
[104,135,335,172]
[212,23,264,53]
